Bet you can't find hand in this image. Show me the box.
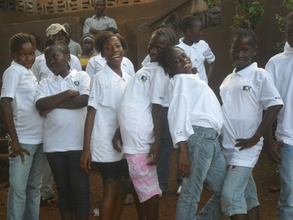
[79,150,91,174]
[112,128,123,152]
[39,109,53,117]
[265,140,283,164]
[235,136,260,151]
[178,149,190,178]
[67,89,79,98]
[147,142,160,165]
[9,140,30,164]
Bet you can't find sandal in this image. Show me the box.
[124,193,134,205]
[269,183,281,193]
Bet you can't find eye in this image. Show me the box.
[54,55,59,59]
[182,53,188,58]
[174,58,180,63]
[20,54,26,57]
[157,47,162,51]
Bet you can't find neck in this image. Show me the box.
[60,70,70,78]
[183,37,193,46]
[108,63,122,77]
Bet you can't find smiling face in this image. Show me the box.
[147,34,171,62]
[166,47,192,77]
[230,36,257,72]
[45,46,70,77]
[11,42,35,69]
[101,36,124,69]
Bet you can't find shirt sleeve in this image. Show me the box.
[1,67,21,99]
[70,55,82,71]
[79,72,91,95]
[150,69,169,105]
[35,80,48,103]
[88,76,102,109]
[168,81,194,147]
[83,18,91,35]
[85,57,95,79]
[203,43,215,63]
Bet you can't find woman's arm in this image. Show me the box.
[56,94,89,109]
[0,98,30,163]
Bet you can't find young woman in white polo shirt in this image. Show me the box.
[220,21,283,220]
[159,46,226,220]
[80,31,131,220]
[35,40,91,220]
[0,33,46,220]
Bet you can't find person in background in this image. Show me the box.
[177,15,216,84]
[1,33,46,220]
[30,33,42,56]
[83,0,117,35]
[78,33,96,71]
[31,23,82,82]
[63,23,82,56]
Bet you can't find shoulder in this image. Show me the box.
[267,52,286,64]
[70,54,80,62]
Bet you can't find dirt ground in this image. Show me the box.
[0,149,281,220]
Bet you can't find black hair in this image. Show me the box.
[162,13,183,31]
[182,15,201,33]
[151,27,178,47]
[44,40,70,56]
[9,33,36,53]
[29,33,39,44]
[105,27,120,34]
[285,11,293,28]
[158,46,178,73]
[94,31,127,53]
[230,20,258,47]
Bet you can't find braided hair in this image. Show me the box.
[9,33,36,53]
[230,20,257,47]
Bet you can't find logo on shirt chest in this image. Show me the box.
[140,76,147,82]
[243,85,251,92]
[74,81,80,87]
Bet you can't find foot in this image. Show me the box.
[40,196,55,206]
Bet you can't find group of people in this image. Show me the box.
[1,0,293,219]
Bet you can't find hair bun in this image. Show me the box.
[239,20,251,30]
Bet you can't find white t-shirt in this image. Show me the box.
[85,54,135,79]
[220,62,283,168]
[1,61,43,144]
[176,40,215,83]
[168,73,223,147]
[35,69,90,153]
[68,39,82,57]
[88,64,131,162]
[265,46,293,146]
[118,62,169,154]
[31,53,82,82]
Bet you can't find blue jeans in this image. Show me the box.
[46,151,90,217]
[221,166,259,217]
[7,143,46,220]
[175,126,227,220]
[278,143,293,220]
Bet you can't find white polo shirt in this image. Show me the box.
[176,40,215,83]
[31,53,82,82]
[220,62,283,167]
[168,74,222,147]
[83,14,118,35]
[1,61,43,144]
[266,46,293,146]
[88,64,131,162]
[118,62,169,154]
[35,69,90,153]
[85,54,135,79]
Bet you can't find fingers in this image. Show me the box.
[80,160,90,174]
[9,148,30,164]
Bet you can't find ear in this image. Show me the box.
[10,52,15,60]
[187,28,192,35]
[65,54,71,62]
[166,66,173,75]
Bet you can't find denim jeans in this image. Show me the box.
[221,166,259,217]
[46,151,90,217]
[278,143,293,220]
[175,126,227,220]
[7,143,46,220]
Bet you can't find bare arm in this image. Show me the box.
[177,141,190,178]
[56,94,89,109]
[207,60,216,79]
[147,103,162,165]
[35,89,79,112]
[0,98,30,163]
[235,105,283,150]
[80,106,96,174]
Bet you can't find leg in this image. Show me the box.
[40,158,55,203]
[67,151,90,219]
[130,183,146,220]
[277,143,293,220]
[197,139,227,220]
[221,166,253,219]
[144,195,159,220]
[156,107,172,193]
[7,143,43,220]
[176,147,182,194]
[245,175,260,220]
[46,152,74,218]
[25,144,46,219]
[176,126,216,220]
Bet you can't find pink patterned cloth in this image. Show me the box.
[126,153,162,202]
